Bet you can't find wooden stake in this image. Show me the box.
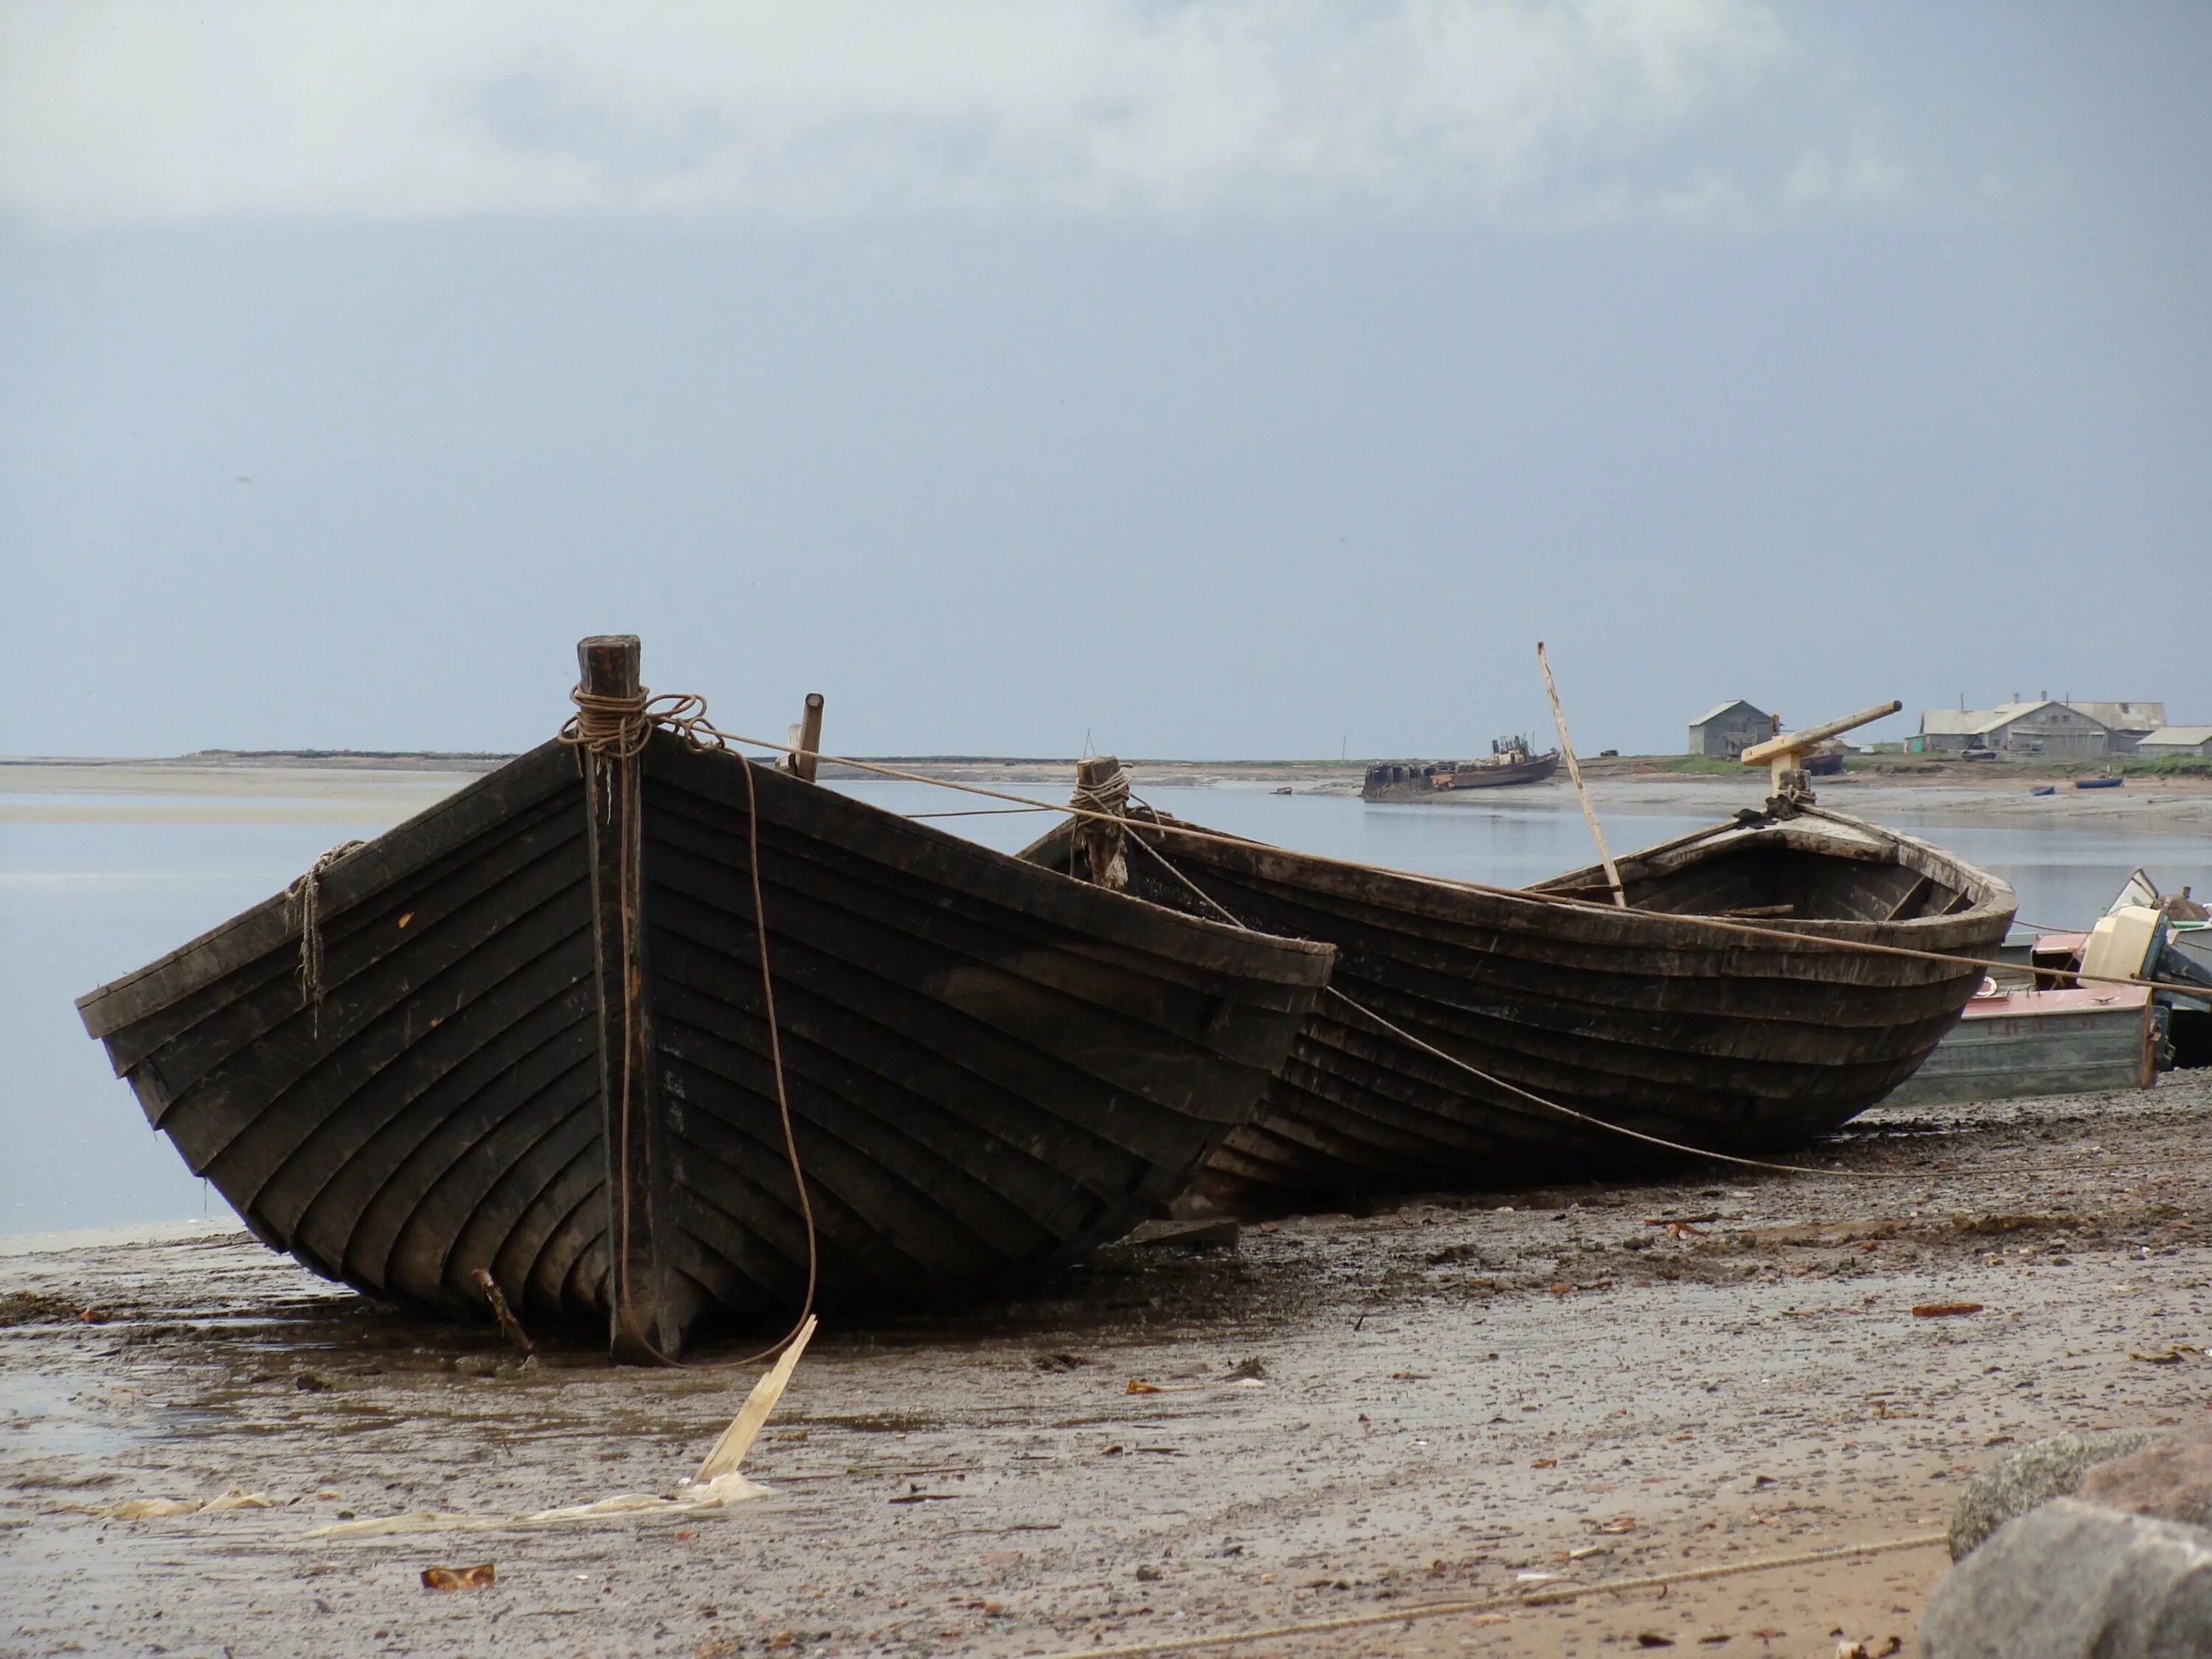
[576,634,675,1364]
[1071,756,1130,890]
[791,693,824,784]
[1536,641,1625,908]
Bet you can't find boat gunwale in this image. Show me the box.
[77,733,1335,1043]
[1027,805,2016,957]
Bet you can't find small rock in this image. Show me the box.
[1921,1499,2212,1657]
[2082,1429,2212,1529]
[1134,1564,1162,1582]
[1949,1429,2156,1559]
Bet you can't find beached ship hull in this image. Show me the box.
[1361,753,1559,801]
[76,644,1333,1359]
[1025,804,2014,1197]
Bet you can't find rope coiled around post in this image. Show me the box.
[560,679,818,1367]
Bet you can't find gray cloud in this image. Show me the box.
[0,0,1854,225]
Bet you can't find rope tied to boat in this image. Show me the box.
[285,840,366,1032]
[1108,812,1860,1181]
[560,686,713,762]
[1071,762,1133,890]
[559,680,818,1367]
[595,705,2204,999]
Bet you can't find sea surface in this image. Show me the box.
[6,778,2208,1234]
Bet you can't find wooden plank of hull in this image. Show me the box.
[636,734,1332,1325]
[1021,807,2015,1195]
[76,723,1333,1357]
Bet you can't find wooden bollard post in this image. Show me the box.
[574,635,676,1364]
[1072,755,1130,890]
[793,693,824,784]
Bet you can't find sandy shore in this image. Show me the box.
[6,1077,2211,1656]
[8,754,2211,832]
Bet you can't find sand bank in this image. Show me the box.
[5,1077,2210,1655]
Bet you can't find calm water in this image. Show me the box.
[6,779,2208,1234]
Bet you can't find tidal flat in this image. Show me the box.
[5,1077,2212,1657]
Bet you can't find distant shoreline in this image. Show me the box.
[4,749,2210,832]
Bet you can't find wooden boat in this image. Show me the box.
[1362,741,1561,802]
[1024,792,2015,1197]
[75,640,1334,1360]
[1882,982,2155,1107]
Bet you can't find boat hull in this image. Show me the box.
[77,734,1333,1352]
[1361,754,1559,801]
[1882,986,2155,1107]
[1026,806,2014,1196]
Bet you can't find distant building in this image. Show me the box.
[2067,701,2166,754]
[1686,700,1774,759]
[1915,700,2115,758]
[2138,726,2212,759]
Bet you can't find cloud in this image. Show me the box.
[1780,125,1913,212]
[0,0,1820,226]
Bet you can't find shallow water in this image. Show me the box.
[5,777,2208,1234]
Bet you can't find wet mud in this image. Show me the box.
[6,1075,2212,1657]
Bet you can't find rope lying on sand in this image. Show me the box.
[1029,1531,1948,1659]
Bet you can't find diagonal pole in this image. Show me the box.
[1537,641,1626,908]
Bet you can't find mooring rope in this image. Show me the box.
[619,717,2205,1001]
[285,839,366,1032]
[547,689,2198,1200]
[1118,820,2191,1186]
[562,683,817,1366]
[1029,1531,1947,1659]
[1114,824,1855,1181]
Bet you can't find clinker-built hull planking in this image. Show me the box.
[1026,805,2014,1197]
[77,647,1334,1359]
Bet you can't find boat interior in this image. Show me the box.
[1533,820,1983,925]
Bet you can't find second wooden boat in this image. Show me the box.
[75,640,1334,1360]
[1025,787,2015,1197]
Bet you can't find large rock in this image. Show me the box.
[1920,1499,2212,1658]
[2084,1430,2212,1530]
[1949,1428,2156,1559]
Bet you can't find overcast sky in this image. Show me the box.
[1,2,2206,759]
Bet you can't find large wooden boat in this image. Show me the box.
[75,640,1334,1360]
[1361,737,1559,801]
[1024,794,2015,1197]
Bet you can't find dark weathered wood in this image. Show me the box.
[1021,803,2016,1197]
[72,643,1335,1360]
[575,634,675,1363]
[792,692,824,784]
[1071,756,1130,889]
